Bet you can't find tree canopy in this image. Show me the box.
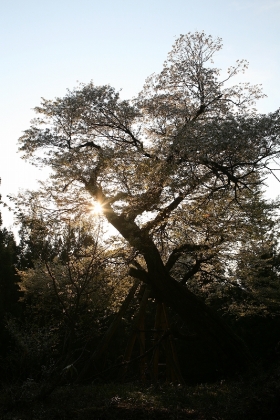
[17,32,280,374]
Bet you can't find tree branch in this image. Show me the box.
[77,141,101,149]
[142,193,184,232]
[165,243,210,272]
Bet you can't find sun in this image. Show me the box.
[90,201,104,215]
[86,200,119,238]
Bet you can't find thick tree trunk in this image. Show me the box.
[88,188,253,375]
[128,239,251,372]
[146,262,251,372]
[147,252,252,373]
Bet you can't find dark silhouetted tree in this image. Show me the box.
[17,32,280,375]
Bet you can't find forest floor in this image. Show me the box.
[1,361,280,420]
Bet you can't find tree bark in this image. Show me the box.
[129,234,252,372]
[87,186,253,374]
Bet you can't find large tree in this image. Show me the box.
[18,32,280,373]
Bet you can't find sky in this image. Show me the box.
[0,0,280,230]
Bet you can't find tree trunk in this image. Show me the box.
[143,247,252,373]
[137,242,252,373]
[89,189,253,375]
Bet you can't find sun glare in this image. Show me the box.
[90,201,104,215]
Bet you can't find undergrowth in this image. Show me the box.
[1,360,280,420]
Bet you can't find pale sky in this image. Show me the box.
[1,0,280,229]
